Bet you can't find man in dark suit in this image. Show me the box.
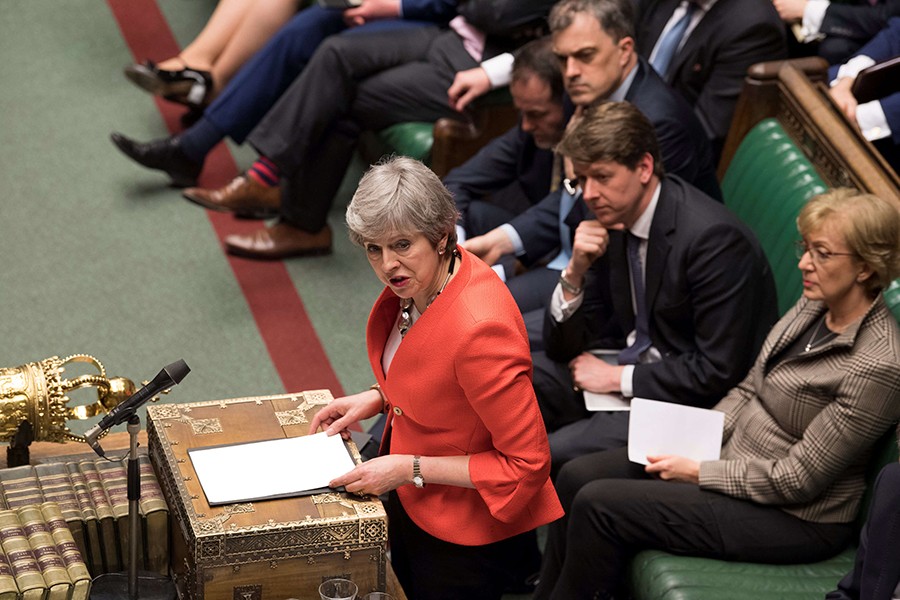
[536,101,777,468]
[636,0,786,156]
[446,37,565,240]
[463,0,720,331]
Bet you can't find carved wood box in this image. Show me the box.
[146,391,387,600]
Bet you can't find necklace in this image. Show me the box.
[398,249,459,337]
[804,316,836,352]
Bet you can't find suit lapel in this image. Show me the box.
[671,0,721,79]
[645,185,675,312]
[639,0,680,56]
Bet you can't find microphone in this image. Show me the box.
[84,359,190,456]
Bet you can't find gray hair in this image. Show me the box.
[549,0,635,42]
[798,188,900,297]
[346,156,459,250]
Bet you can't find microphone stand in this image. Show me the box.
[89,413,175,600]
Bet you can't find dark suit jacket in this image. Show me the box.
[636,0,787,150]
[828,17,900,168]
[509,58,721,266]
[821,0,900,62]
[444,123,556,230]
[543,176,779,407]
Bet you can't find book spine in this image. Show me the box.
[137,454,169,574]
[0,466,43,510]
[65,462,103,577]
[16,505,72,600]
[40,503,91,600]
[94,459,131,569]
[0,508,47,596]
[77,460,120,573]
[34,463,88,565]
[0,542,19,599]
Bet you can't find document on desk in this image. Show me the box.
[189,432,358,505]
[583,350,631,411]
[627,398,724,465]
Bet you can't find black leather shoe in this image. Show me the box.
[124,60,213,110]
[110,133,202,188]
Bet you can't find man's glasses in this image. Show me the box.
[794,240,856,265]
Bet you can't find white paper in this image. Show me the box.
[627,398,724,465]
[189,432,357,505]
[583,350,631,411]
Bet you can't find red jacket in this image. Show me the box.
[368,247,563,546]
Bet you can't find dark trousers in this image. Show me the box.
[204,6,431,145]
[385,491,539,600]
[532,349,590,432]
[534,448,854,600]
[248,27,475,233]
[827,462,900,600]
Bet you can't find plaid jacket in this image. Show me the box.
[699,295,900,523]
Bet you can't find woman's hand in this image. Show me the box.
[329,454,413,496]
[645,455,700,484]
[309,389,382,439]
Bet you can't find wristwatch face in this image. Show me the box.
[413,475,425,488]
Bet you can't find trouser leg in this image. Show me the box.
[537,448,853,599]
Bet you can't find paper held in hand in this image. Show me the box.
[627,398,724,465]
[188,431,357,505]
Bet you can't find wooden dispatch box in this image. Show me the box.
[146,390,387,600]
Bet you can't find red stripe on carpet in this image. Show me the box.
[106,0,344,397]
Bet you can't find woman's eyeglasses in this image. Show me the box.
[794,241,856,265]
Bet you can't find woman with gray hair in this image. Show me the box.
[310,157,562,600]
[535,188,900,599]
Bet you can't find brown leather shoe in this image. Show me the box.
[225,222,332,260]
[182,175,280,219]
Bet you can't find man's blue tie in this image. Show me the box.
[651,2,697,79]
[619,232,652,365]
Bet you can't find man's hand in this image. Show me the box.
[645,455,700,484]
[569,352,623,393]
[772,0,807,22]
[567,220,609,281]
[344,0,401,27]
[829,77,860,127]
[461,228,514,266]
[448,67,491,112]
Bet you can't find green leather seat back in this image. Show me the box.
[721,119,828,316]
[376,122,435,163]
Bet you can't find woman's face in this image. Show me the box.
[364,231,447,306]
[798,219,869,306]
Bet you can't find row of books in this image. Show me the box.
[0,502,91,600]
[0,454,169,579]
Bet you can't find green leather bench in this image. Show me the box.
[627,117,900,600]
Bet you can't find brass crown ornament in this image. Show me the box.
[0,355,135,443]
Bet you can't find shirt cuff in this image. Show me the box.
[481,53,514,89]
[619,365,635,398]
[801,0,829,41]
[857,100,892,141]
[456,224,467,244]
[549,283,583,322]
[833,55,877,83]
[499,223,525,256]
